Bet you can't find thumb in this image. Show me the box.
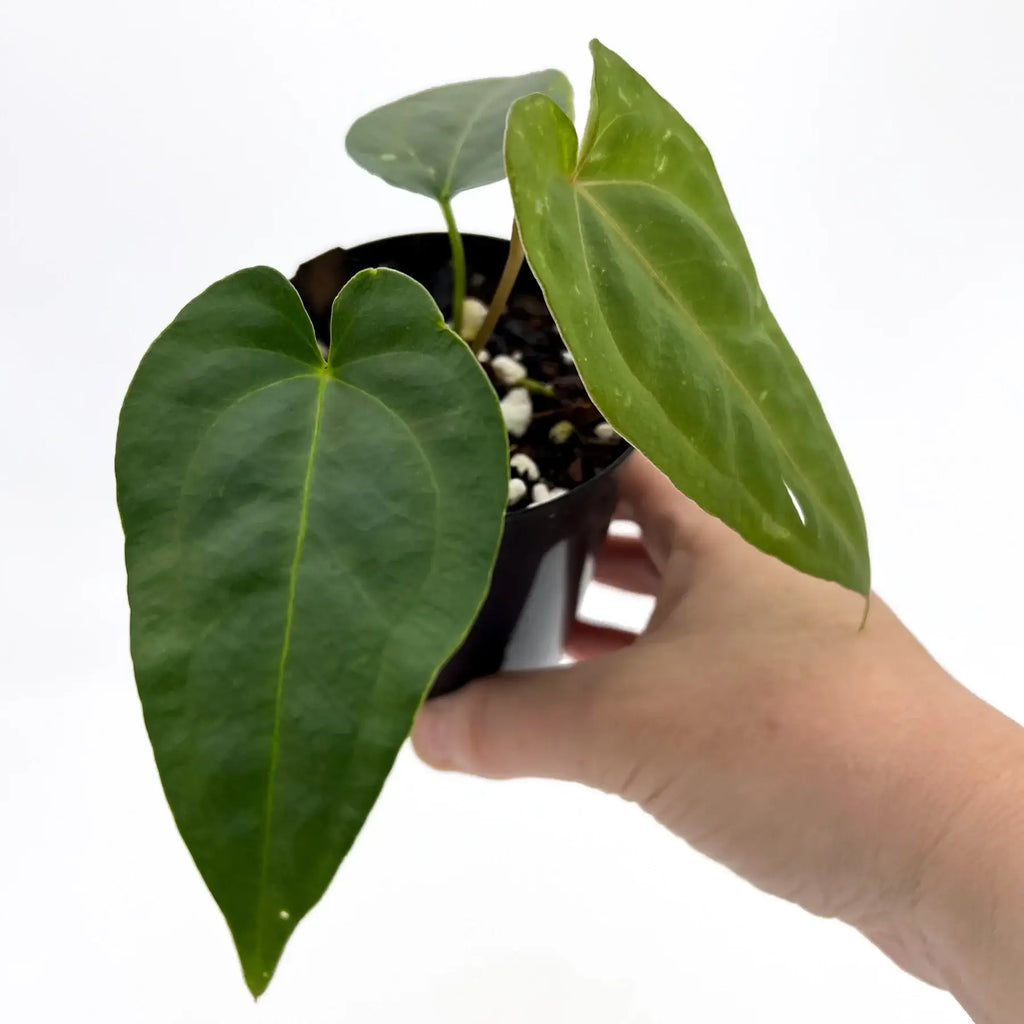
[411,659,614,784]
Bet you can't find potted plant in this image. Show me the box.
[115,39,870,997]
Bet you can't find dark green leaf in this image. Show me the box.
[346,70,573,200]
[116,267,507,995]
[506,40,869,596]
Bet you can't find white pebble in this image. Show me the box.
[490,354,528,386]
[593,421,619,442]
[500,387,532,438]
[459,298,489,341]
[510,453,540,481]
[507,477,527,506]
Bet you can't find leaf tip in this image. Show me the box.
[243,962,273,1000]
[859,595,869,631]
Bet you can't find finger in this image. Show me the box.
[613,501,638,522]
[592,534,660,595]
[615,454,725,567]
[566,619,637,661]
[412,656,624,783]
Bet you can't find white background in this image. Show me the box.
[2,0,1022,1020]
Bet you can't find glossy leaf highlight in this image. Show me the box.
[506,40,870,596]
[116,267,507,995]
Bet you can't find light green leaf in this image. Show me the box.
[346,69,573,200]
[506,40,869,596]
[115,267,507,995]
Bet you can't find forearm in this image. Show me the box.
[912,699,1024,1023]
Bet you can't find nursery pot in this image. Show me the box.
[291,233,630,697]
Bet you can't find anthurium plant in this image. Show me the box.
[116,39,869,996]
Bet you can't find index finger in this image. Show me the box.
[615,454,727,568]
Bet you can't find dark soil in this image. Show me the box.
[291,234,629,510]
[462,286,624,508]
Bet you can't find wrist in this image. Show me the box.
[905,699,1024,1021]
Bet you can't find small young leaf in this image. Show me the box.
[506,40,870,597]
[346,70,573,200]
[116,268,507,995]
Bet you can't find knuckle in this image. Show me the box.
[459,683,497,775]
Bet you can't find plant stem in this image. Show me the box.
[439,196,466,336]
[472,220,524,354]
[520,377,555,398]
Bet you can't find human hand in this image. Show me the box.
[412,455,1024,1021]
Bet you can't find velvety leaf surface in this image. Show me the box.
[116,268,507,995]
[506,40,869,596]
[346,69,573,200]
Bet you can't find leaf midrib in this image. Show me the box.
[574,182,854,557]
[567,191,719,476]
[576,178,748,280]
[247,359,448,965]
[440,89,497,198]
[253,369,329,968]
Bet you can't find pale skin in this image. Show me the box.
[412,455,1024,1024]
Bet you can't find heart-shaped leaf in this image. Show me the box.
[116,267,507,995]
[346,69,573,201]
[506,40,870,596]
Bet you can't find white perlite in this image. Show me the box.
[459,297,489,341]
[477,348,490,363]
[593,421,619,442]
[549,420,574,444]
[507,477,527,506]
[500,387,532,438]
[490,354,528,386]
[510,452,540,481]
[530,482,568,507]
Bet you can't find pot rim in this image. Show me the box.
[337,229,513,251]
[504,445,632,521]
[309,231,634,521]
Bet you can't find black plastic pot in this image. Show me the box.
[292,233,630,697]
